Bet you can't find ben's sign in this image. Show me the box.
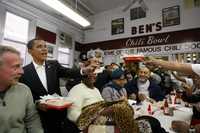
[132,22,162,35]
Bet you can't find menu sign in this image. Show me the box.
[104,42,200,56]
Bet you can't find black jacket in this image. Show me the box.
[125,78,165,102]
[19,60,81,133]
[20,60,81,101]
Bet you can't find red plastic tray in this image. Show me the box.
[44,99,73,110]
[123,55,144,63]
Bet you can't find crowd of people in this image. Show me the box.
[0,38,200,133]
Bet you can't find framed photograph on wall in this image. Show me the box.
[130,7,146,20]
[58,31,73,49]
[46,43,55,59]
[162,5,180,27]
[111,18,124,35]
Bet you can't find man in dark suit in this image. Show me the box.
[20,38,83,133]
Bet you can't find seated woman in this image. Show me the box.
[67,70,140,133]
[102,68,128,102]
[67,67,166,133]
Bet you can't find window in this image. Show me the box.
[58,47,71,67]
[4,12,29,43]
[3,12,29,65]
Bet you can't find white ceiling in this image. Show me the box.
[67,0,131,14]
[19,0,134,27]
[21,0,132,16]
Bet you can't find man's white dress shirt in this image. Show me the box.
[33,61,48,91]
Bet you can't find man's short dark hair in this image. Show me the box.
[27,38,43,49]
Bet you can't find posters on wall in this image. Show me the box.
[162,5,180,27]
[58,31,72,49]
[111,18,124,35]
[184,0,200,9]
[46,43,55,59]
[130,7,146,20]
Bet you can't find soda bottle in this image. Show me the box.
[166,95,172,104]
[147,104,152,115]
[175,93,181,104]
[163,99,170,115]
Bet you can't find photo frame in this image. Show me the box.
[130,7,146,20]
[162,5,180,27]
[58,31,72,49]
[46,43,55,59]
[184,0,200,9]
[111,18,124,35]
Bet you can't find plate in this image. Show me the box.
[44,99,73,110]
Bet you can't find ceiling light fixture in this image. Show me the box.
[40,0,91,27]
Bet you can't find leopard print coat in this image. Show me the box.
[77,100,139,133]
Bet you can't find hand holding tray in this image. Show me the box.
[39,95,73,110]
[44,99,73,110]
